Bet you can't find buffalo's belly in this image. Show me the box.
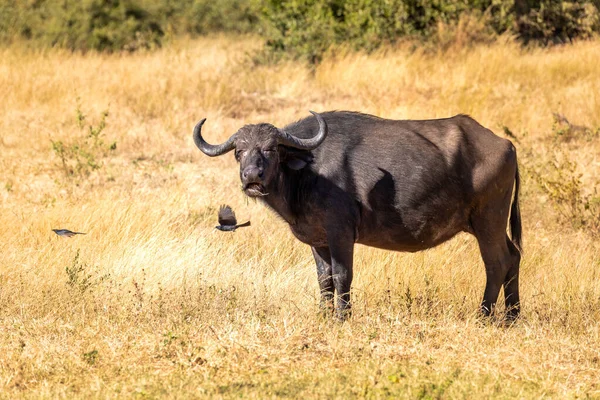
[356,207,470,252]
[356,227,464,252]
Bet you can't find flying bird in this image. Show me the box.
[52,229,86,237]
[216,205,250,232]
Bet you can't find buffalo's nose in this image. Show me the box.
[242,167,263,181]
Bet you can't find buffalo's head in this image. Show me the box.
[193,112,328,197]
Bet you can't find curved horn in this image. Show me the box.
[276,111,328,150]
[192,118,237,157]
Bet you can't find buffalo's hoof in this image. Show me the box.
[318,301,334,319]
[479,304,494,317]
[335,307,352,322]
[504,305,521,323]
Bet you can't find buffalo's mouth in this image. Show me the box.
[243,182,268,197]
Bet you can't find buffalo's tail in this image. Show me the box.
[509,163,522,253]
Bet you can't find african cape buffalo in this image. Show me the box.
[193,111,522,320]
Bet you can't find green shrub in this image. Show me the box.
[51,101,116,180]
[516,0,600,44]
[169,0,260,35]
[0,0,257,52]
[257,0,600,62]
[66,249,110,294]
[257,0,511,62]
[2,0,165,52]
[1,0,599,56]
[551,112,599,142]
[256,0,338,63]
[525,113,600,238]
[531,150,600,237]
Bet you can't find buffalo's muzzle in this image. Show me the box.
[242,166,263,181]
[242,166,267,197]
[243,182,268,197]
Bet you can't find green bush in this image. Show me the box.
[51,101,116,180]
[516,0,600,44]
[0,0,258,52]
[256,0,515,62]
[257,0,600,62]
[1,0,165,52]
[522,113,600,239]
[167,0,260,35]
[1,0,599,56]
[256,0,339,63]
[531,149,600,238]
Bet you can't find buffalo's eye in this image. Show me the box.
[235,150,245,161]
[263,148,277,155]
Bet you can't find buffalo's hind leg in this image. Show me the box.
[472,200,521,319]
[311,247,335,315]
[474,234,521,319]
[503,237,521,319]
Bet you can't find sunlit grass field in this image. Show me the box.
[1,36,600,398]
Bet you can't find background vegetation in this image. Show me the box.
[1,0,599,59]
[1,34,599,397]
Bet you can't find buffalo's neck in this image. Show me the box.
[261,169,315,225]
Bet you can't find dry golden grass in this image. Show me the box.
[1,35,600,398]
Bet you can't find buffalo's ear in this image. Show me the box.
[279,146,313,170]
[287,158,308,170]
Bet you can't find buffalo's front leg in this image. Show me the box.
[311,246,334,314]
[327,234,355,321]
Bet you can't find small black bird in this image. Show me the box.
[52,229,86,237]
[216,205,250,232]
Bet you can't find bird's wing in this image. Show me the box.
[218,204,237,226]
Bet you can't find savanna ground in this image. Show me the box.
[1,35,600,398]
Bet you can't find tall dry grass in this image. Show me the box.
[1,35,600,398]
